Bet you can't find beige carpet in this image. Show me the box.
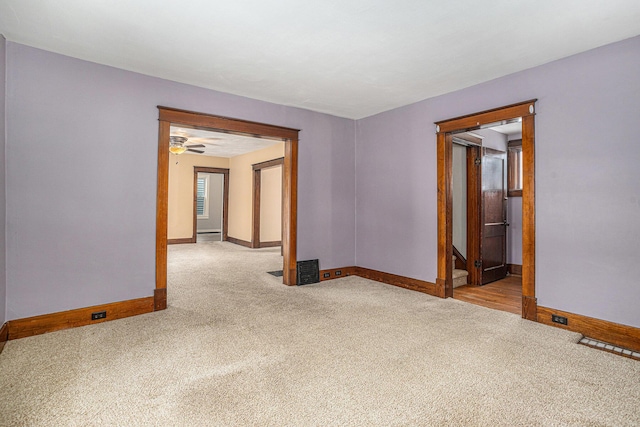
[1,242,639,426]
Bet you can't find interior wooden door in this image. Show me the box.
[480,147,508,284]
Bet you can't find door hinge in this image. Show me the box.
[474,158,481,166]
[474,260,482,268]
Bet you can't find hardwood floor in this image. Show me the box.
[453,275,522,315]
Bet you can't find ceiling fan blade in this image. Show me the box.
[187,148,205,154]
[186,144,205,148]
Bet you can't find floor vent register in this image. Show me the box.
[297,259,319,285]
[579,337,640,361]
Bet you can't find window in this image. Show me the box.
[197,174,209,219]
[508,139,523,197]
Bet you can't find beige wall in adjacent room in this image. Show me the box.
[260,165,283,243]
[228,143,284,242]
[168,154,229,240]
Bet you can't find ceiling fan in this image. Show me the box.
[169,136,206,154]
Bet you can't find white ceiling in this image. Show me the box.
[488,122,522,138]
[1,1,640,119]
[170,126,281,158]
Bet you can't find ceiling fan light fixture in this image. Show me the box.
[169,145,187,154]
[169,135,189,155]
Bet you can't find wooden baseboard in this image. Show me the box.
[320,267,357,281]
[320,268,639,353]
[318,266,438,298]
[508,264,523,275]
[154,288,167,311]
[0,322,8,355]
[537,306,640,352]
[7,296,155,340]
[167,237,196,245]
[522,295,537,321]
[227,236,252,248]
[227,237,280,249]
[355,267,438,297]
[258,240,282,248]
[435,278,448,298]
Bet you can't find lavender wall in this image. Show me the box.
[5,43,355,320]
[356,35,640,328]
[0,36,6,325]
[5,36,640,330]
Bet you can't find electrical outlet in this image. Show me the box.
[335,270,342,276]
[551,314,568,325]
[323,272,330,279]
[91,311,107,321]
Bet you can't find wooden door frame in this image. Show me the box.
[155,107,299,310]
[193,167,230,242]
[252,157,284,248]
[435,100,537,320]
[451,134,481,282]
[466,144,481,287]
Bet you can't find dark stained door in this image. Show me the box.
[480,147,508,284]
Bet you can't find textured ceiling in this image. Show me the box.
[170,126,281,158]
[1,0,640,119]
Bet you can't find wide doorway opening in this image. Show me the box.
[450,124,523,315]
[194,169,227,243]
[154,107,299,310]
[435,100,537,320]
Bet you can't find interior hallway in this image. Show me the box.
[196,232,222,243]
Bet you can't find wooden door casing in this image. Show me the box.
[156,106,300,300]
[435,99,537,320]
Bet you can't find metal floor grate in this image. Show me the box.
[297,259,319,285]
[579,337,640,361]
[267,270,283,277]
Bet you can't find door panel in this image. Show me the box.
[481,148,508,285]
